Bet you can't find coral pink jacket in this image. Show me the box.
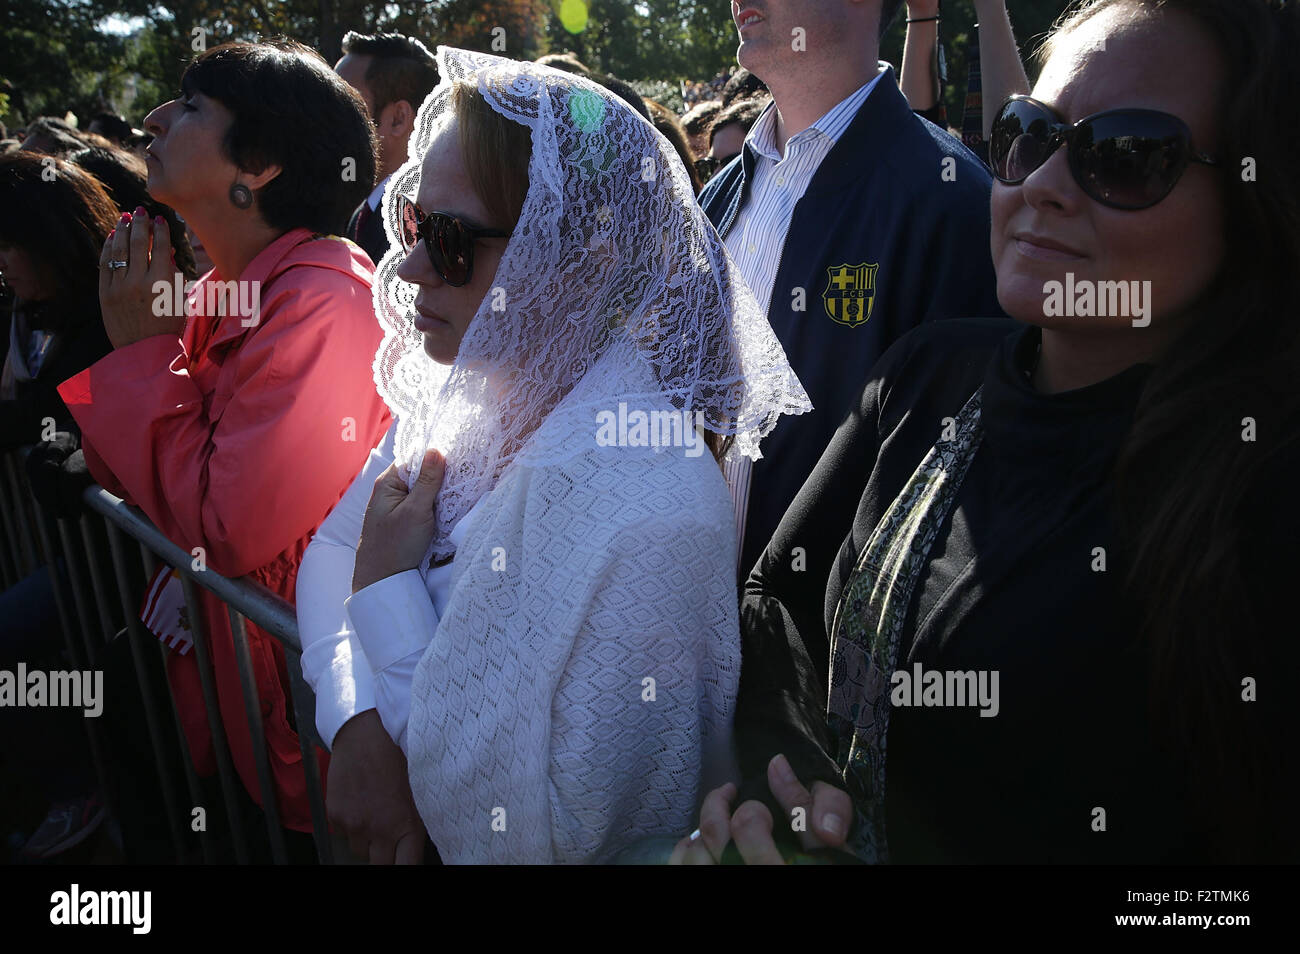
[59,229,392,832]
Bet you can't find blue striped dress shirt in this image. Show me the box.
[723,67,888,566]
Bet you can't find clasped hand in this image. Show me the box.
[352,449,446,593]
[99,207,185,349]
[670,754,856,864]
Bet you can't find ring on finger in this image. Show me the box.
[107,260,129,270]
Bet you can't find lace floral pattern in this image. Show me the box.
[370,48,811,565]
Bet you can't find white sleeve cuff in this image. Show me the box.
[344,569,440,675]
[303,635,378,750]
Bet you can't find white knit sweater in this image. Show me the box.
[329,398,741,863]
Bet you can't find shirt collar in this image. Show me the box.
[367,175,391,211]
[744,63,889,162]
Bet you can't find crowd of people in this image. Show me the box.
[0,0,1296,866]
[682,70,733,108]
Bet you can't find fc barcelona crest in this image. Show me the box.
[823,263,878,327]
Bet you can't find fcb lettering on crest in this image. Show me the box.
[823,263,878,327]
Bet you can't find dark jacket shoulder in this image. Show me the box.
[700,70,992,227]
[865,316,1018,428]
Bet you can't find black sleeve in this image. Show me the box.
[0,398,33,448]
[734,360,891,811]
[732,318,1011,828]
[0,319,111,451]
[0,381,73,450]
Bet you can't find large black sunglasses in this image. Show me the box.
[395,193,511,287]
[989,95,1219,211]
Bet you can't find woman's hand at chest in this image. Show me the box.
[352,448,446,593]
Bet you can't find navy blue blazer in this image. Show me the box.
[700,68,1003,576]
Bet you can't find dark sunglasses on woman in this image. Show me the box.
[989,95,1219,211]
[395,193,511,287]
[693,154,737,184]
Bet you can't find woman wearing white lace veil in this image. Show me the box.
[297,47,809,864]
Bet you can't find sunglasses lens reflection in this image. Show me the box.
[992,100,1195,211]
[992,101,1053,181]
[398,196,419,251]
[1075,111,1187,209]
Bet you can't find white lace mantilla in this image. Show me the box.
[371,48,810,566]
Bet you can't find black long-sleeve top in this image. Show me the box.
[738,317,1298,863]
[0,297,110,450]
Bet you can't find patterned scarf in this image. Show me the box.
[826,386,984,863]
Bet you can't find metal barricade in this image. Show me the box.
[1,450,334,865]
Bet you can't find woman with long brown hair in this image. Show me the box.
[0,153,118,443]
[0,152,120,858]
[679,0,1299,865]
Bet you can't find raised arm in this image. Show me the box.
[900,0,944,115]
[974,0,1031,139]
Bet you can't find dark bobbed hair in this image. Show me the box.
[88,112,135,144]
[0,152,119,325]
[1046,0,1300,861]
[339,31,440,115]
[182,38,378,235]
[69,145,198,280]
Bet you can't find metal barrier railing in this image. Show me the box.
[0,449,334,865]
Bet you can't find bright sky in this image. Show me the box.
[100,14,148,36]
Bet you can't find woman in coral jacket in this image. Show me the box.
[57,40,391,844]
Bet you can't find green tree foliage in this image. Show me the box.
[2,0,1073,129]
[1,0,133,125]
[545,0,735,83]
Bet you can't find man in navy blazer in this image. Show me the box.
[702,0,1006,579]
[335,32,439,266]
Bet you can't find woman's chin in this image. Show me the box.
[421,333,458,365]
